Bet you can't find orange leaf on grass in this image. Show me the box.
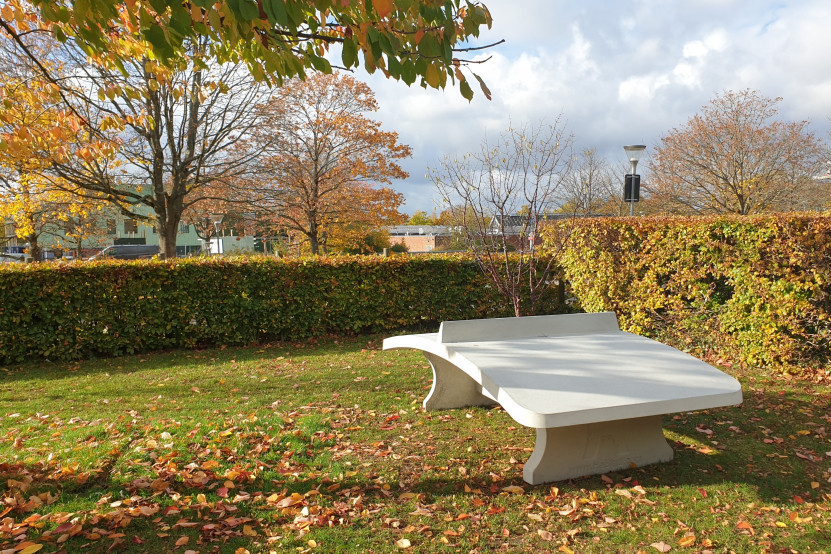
[678,534,696,547]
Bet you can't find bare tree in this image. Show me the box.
[560,147,622,216]
[430,119,573,317]
[648,89,826,215]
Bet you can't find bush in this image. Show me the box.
[0,255,521,363]
[543,215,830,370]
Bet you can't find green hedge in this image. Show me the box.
[543,215,831,370]
[0,255,520,363]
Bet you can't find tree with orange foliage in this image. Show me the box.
[648,90,826,215]
[249,72,409,255]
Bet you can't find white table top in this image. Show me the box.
[384,329,742,428]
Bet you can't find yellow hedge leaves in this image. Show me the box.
[543,215,830,371]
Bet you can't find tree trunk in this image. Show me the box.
[308,215,320,255]
[25,233,40,263]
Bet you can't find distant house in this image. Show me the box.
[387,225,454,252]
[1,211,255,259]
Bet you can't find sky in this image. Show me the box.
[350,0,831,216]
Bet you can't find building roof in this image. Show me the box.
[388,225,452,236]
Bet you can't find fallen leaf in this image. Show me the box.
[678,534,695,547]
[501,485,524,494]
[175,535,189,546]
[538,529,553,541]
[651,541,672,552]
[395,538,411,548]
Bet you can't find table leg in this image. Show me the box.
[523,415,674,484]
[422,353,497,411]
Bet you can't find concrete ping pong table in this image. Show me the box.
[383,312,743,484]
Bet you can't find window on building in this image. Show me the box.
[179,223,190,233]
[124,219,138,234]
[106,219,116,235]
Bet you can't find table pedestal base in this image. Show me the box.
[523,415,674,484]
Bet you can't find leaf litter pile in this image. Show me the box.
[1,336,829,553]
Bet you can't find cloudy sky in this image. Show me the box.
[350,0,831,215]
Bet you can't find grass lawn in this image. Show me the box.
[1,334,830,553]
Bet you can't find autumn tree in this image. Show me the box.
[0,35,114,261]
[48,199,117,257]
[2,0,497,101]
[1,24,277,258]
[430,118,574,317]
[2,0,497,257]
[248,72,409,255]
[407,210,435,225]
[648,90,826,215]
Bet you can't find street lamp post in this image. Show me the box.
[209,214,224,255]
[623,144,646,217]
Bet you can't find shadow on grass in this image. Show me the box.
[401,385,829,506]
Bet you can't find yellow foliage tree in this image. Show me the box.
[0,59,114,260]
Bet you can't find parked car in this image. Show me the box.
[0,253,26,264]
[90,245,160,260]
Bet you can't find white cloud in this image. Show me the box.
[346,0,831,214]
[682,41,708,59]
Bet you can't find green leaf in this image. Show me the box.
[460,79,473,101]
[309,54,332,73]
[417,33,441,58]
[237,0,261,21]
[144,24,175,61]
[367,27,383,60]
[400,59,417,85]
[53,25,67,43]
[168,6,192,37]
[262,0,289,26]
[342,39,358,68]
[386,54,402,79]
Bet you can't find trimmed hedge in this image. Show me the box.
[0,255,521,363]
[543,215,831,370]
